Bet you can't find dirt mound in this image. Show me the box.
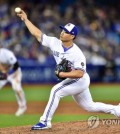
[0,120,120,134]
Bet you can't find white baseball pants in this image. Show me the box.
[0,68,26,108]
[40,73,117,124]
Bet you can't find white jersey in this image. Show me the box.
[41,34,86,72]
[0,48,17,65]
[39,34,120,127]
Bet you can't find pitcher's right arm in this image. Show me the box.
[17,10,42,42]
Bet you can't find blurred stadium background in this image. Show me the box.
[0,0,120,128]
[0,0,120,83]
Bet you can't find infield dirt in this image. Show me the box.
[0,120,120,134]
[0,101,120,134]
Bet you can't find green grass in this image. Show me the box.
[0,114,115,128]
[0,84,120,102]
[90,85,120,101]
[0,84,120,128]
[0,85,52,101]
[0,114,40,127]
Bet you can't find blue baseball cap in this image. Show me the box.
[59,23,78,36]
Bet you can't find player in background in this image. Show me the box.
[0,46,27,116]
[17,9,120,130]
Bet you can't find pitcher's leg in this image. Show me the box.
[40,84,61,124]
[40,79,81,124]
[73,88,118,116]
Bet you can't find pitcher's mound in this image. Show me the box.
[0,120,120,134]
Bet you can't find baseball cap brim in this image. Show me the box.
[59,25,70,34]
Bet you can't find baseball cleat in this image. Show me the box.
[31,122,51,130]
[15,106,27,116]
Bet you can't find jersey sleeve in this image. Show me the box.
[41,34,60,49]
[74,56,86,72]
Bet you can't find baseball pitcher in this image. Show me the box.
[17,9,120,130]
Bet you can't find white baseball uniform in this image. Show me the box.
[39,34,119,124]
[0,48,26,115]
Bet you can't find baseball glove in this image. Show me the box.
[0,72,7,80]
[55,58,71,80]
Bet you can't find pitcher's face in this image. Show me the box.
[60,30,75,42]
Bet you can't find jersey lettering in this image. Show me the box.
[52,50,60,57]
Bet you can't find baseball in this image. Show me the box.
[15,7,21,13]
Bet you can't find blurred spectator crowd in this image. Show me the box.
[0,0,120,67]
